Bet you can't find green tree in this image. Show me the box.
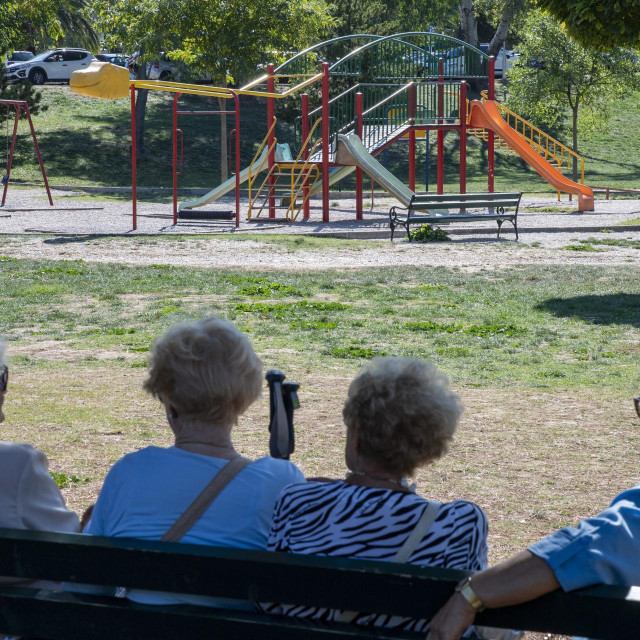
[537,0,640,50]
[459,0,529,55]
[170,0,330,180]
[505,11,640,180]
[94,0,181,157]
[96,0,331,173]
[0,63,47,132]
[56,0,99,50]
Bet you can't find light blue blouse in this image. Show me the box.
[529,483,640,590]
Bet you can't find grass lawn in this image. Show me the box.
[4,83,640,195]
[1,244,639,570]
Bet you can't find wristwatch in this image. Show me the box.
[455,577,486,612]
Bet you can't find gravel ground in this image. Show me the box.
[1,187,640,269]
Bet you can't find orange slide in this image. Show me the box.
[468,100,594,211]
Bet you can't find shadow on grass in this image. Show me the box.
[538,294,640,328]
[44,235,105,245]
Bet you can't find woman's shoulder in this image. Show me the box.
[249,456,306,484]
[438,499,488,528]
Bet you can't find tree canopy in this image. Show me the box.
[505,10,640,179]
[537,0,640,50]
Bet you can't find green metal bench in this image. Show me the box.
[0,527,637,640]
[389,192,523,241]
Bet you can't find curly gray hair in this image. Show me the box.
[143,317,263,426]
[343,357,463,476]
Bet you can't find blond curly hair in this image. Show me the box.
[343,357,462,476]
[144,318,262,425]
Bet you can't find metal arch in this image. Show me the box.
[274,34,384,74]
[329,32,490,73]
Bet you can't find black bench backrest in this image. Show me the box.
[410,192,521,206]
[0,528,637,640]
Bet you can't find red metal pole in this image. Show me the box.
[172,93,180,225]
[267,63,276,218]
[24,104,53,206]
[355,92,363,220]
[459,81,467,195]
[301,93,310,219]
[232,91,240,228]
[408,83,416,193]
[321,62,330,223]
[1,105,20,207]
[130,84,137,231]
[488,57,495,193]
[437,59,444,195]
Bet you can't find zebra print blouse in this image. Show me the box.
[263,480,488,632]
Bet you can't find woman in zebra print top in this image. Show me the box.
[264,357,489,634]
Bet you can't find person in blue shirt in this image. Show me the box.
[83,318,304,607]
[426,396,640,640]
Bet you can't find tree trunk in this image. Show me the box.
[572,104,579,183]
[486,0,523,56]
[135,46,148,159]
[219,96,228,183]
[458,0,479,48]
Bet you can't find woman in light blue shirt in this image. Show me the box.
[84,318,304,606]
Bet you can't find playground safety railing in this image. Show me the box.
[361,82,463,153]
[301,84,406,150]
[247,117,279,211]
[299,81,463,154]
[287,119,324,220]
[472,91,585,184]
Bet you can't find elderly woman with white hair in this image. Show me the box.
[0,337,80,581]
[263,357,488,632]
[84,317,304,606]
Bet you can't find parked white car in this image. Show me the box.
[146,54,212,83]
[6,48,96,84]
[147,54,182,81]
[479,44,518,77]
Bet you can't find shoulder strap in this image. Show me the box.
[162,456,252,543]
[392,500,443,563]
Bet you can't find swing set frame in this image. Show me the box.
[1,99,53,207]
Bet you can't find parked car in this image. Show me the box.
[5,51,35,66]
[146,53,212,83]
[96,53,129,67]
[479,44,518,77]
[147,54,182,81]
[6,48,96,84]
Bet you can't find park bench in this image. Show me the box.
[0,528,638,640]
[389,192,522,241]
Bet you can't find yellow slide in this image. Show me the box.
[468,100,594,211]
[180,146,269,211]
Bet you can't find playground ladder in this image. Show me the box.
[248,161,320,221]
[248,119,322,222]
[468,94,586,184]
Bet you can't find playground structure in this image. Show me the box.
[0,99,53,207]
[70,32,595,228]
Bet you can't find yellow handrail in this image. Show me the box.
[287,119,324,220]
[247,117,278,216]
[472,91,585,184]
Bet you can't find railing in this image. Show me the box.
[298,82,463,155]
[288,119,324,220]
[247,117,278,212]
[330,32,490,80]
[473,91,585,184]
